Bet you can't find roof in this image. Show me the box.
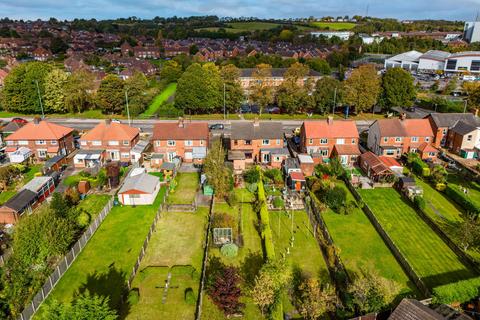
[131,140,149,154]
[160,162,176,170]
[386,50,423,63]
[6,120,73,141]
[228,150,246,160]
[152,121,209,140]
[418,142,438,153]
[260,147,290,155]
[283,157,299,168]
[451,120,478,135]
[427,113,480,128]
[22,176,53,193]
[448,51,480,59]
[360,152,391,175]
[290,172,306,181]
[1,121,25,133]
[302,120,359,139]
[231,122,284,140]
[379,156,402,167]
[2,189,37,212]
[240,68,321,78]
[333,144,361,155]
[297,154,314,164]
[118,173,159,194]
[44,154,65,167]
[80,121,139,142]
[388,299,445,320]
[420,50,451,61]
[373,118,433,137]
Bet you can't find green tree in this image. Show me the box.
[1,62,53,113]
[64,70,96,113]
[276,62,313,114]
[457,216,480,251]
[125,72,150,116]
[203,140,231,199]
[306,58,331,75]
[220,64,244,113]
[312,77,343,114]
[175,63,222,114]
[96,75,125,114]
[297,278,337,320]
[160,60,182,83]
[43,68,68,113]
[50,37,69,54]
[41,294,117,320]
[344,64,381,113]
[279,29,294,41]
[249,63,275,113]
[381,67,416,109]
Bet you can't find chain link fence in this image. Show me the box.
[18,198,114,320]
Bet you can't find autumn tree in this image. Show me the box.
[249,63,275,113]
[96,75,125,114]
[276,62,313,114]
[344,64,381,113]
[312,77,343,115]
[297,278,337,320]
[306,58,331,75]
[160,60,182,83]
[203,140,231,199]
[457,216,480,251]
[43,68,68,113]
[64,70,95,113]
[463,81,480,112]
[381,67,416,109]
[220,64,244,113]
[207,266,244,315]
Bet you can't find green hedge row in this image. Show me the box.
[411,158,430,177]
[432,276,480,304]
[257,170,275,260]
[445,185,480,216]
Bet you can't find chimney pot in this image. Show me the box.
[400,113,407,120]
[327,116,334,125]
[33,117,41,124]
[178,117,184,128]
[105,119,111,125]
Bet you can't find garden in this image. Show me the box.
[358,187,477,289]
[167,172,199,205]
[126,208,209,320]
[35,187,166,318]
[0,164,42,205]
[140,82,177,118]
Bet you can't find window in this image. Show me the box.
[245,152,253,159]
[92,140,101,146]
[129,194,141,199]
[167,140,176,146]
[351,138,356,144]
[309,138,313,144]
[38,150,47,158]
[234,140,238,146]
[155,141,160,147]
[108,140,119,146]
[185,140,193,147]
[336,138,345,145]
[425,137,430,142]
[122,140,129,146]
[411,137,418,142]
[383,137,388,143]
[320,149,328,156]
[446,59,457,70]
[410,148,418,153]
[385,149,395,156]
[80,141,87,146]
[276,139,281,145]
[200,140,205,146]
[320,138,328,144]
[274,156,281,162]
[467,135,473,142]
[262,139,270,145]
[245,140,252,145]
[36,140,46,145]
[50,140,57,145]
[442,128,448,134]
[429,152,436,157]
[395,137,402,142]
[121,152,130,158]
[18,140,28,145]
[471,60,480,71]
[6,141,14,146]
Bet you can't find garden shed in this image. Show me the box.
[287,171,306,192]
[118,172,161,205]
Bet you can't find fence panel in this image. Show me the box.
[18,198,114,320]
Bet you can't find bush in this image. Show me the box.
[244,168,260,184]
[247,183,258,193]
[445,185,480,216]
[413,196,426,211]
[324,186,347,213]
[264,169,283,185]
[212,213,237,230]
[221,243,239,257]
[272,197,284,208]
[184,288,196,305]
[128,288,140,305]
[408,153,430,177]
[432,276,480,304]
[435,183,446,191]
[76,210,91,228]
[226,191,238,207]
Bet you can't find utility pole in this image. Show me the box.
[333,87,337,115]
[223,83,226,121]
[464,99,468,113]
[34,79,44,119]
[125,90,131,126]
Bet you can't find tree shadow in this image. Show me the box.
[76,264,130,318]
[240,251,264,289]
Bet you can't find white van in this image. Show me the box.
[463,75,476,81]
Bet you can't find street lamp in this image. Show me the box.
[332,87,337,115]
[223,83,226,121]
[463,99,468,114]
[125,89,131,126]
[34,79,45,119]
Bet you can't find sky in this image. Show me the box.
[0,0,479,21]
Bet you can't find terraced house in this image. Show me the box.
[5,118,74,161]
[151,119,209,164]
[300,117,360,166]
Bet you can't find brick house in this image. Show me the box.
[300,118,360,166]
[229,121,288,169]
[5,118,75,161]
[367,117,436,159]
[32,47,52,61]
[446,121,480,159]
[151,120,209,164]
[77,119,140,166]
[133,46,160,59]
[425,113,480,148]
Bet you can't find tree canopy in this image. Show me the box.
[344,64,381,113]
[381,67,416,109]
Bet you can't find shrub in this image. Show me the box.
[247,182,258,193]
[272,197,284,208]
[435,183,446,191]
[445,185,480,216]
[221,243,239,257]
[212,213,236,230]
[413,196,426,211]
[432,276,480,304]
[128,288,140,305]
[324,186,347,213]
[244,168,260,184]
[76,210,91,228]
[408,153,430,177]
[264,169,283,185]
[184,288,196,305]
[226,191,238,207]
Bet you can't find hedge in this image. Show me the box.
[444,185,480,216]
[412,158,430,177]
[432,276,480,304]
[257,169,275,260]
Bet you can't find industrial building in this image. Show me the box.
[464,21,480,43]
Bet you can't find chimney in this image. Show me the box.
[105,119,111,125]
[399,113,407,121]
[327,116,334,125]
[33,116,41,124]
[253,117,260,127]
[178,117,184,128]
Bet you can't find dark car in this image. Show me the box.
[209,123,224,130]
[239,105,251,114]
[266,106,280,114]
[250,105,260,114]
[406,107,416,112]
[11,117,28,124]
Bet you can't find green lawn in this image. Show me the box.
[76,194,111,219]
[234,188,256,203]
[126,208,208,320]
[141,83,177,117]
[358,188,477,289]
[310,21,356,30]
[36,187,166,317]
[227,21,282,30]
[168,172,199,205]
[322,182,415,295]
[0,191,16,205]
[415,177,480,262]
[447,173,480,208]
[0,165,42,205]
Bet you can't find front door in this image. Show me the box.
[340,155,348,165]
[168,152,176,162]
[262,153,270,163]
[110,151,120,161]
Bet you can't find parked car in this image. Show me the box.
[209,123,224,130]
[11,117,28,124]
[239,105,251,114]
[406,106,416,112]
[250,105,260,114]
[266,106,280,114]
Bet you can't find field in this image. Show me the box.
[167,172,199,204]
[415,177,480,262]
[126,208,209,320]
[36,187,166,317]
[310,21,357,30]
[358,188,477,289]
[322,182,415,294]
[195,22,314,34]
[141,83,177,117]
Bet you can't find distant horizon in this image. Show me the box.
[0,0,477,22]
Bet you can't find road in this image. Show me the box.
[0,117,375,135]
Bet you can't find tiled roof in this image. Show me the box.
[451,121,477,136]
[379,156,402,167]
[333,144,361,155]
[6,120,73,141]
[239,68,321,78]
[231,122,284,140]
[427,113,480,128]
[360,151,390,175]
[418,142,438,153]
[152,121,209,140]
[303,120,359,138]
[81,121,139,141]
[388,299,445,320]
[374,118,433,137]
